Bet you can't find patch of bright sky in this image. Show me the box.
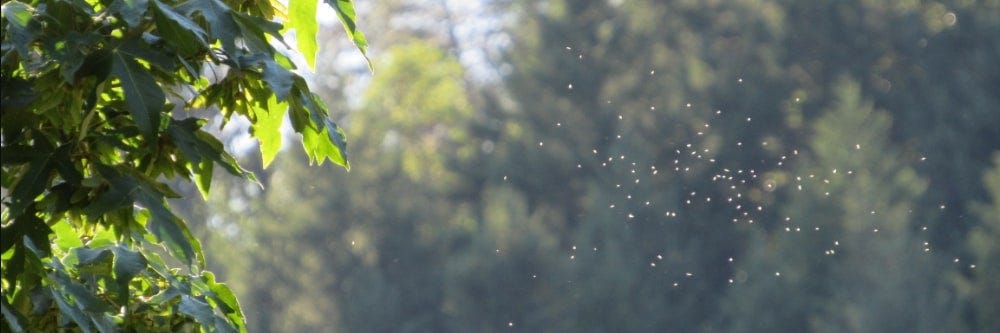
[319,0,510,83]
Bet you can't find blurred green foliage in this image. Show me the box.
[194,0,999,331]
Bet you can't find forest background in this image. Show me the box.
[184,0,999,331]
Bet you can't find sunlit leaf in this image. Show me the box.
[323,0,372,72]
[193,160,214,198]
[300,119,349,169]
[286,0,319,68]
[252,97,288,168]
[207,281,245,331]
[51,221,83,252]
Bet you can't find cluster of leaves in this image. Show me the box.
[1,0,367,331]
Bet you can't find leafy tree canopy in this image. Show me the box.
[1,0,368,331]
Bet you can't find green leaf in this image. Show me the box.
[1,296,27,332]
[1,1,36,57]
[51,221,83,252]
[51,263,113,315]
[110,245,147,304]
[111,51,164,140]
[76,48,114,84]
[286,0,319,68]
[82,177,134,221]
[323,0,373,72]
[231,11,285,54]
[75,247,112,268]
[285,85,348,168]
[0,1,32,27]
[177,0,240,52]
[92,165,203,266]
[133,180,203,267]
[109,0,149,28]
[207,281,245,330]
[262,59,294,100]
[193,159,214,199]
[167,118,259,197]
[252,97,287,168]
[118,39,176,72]
[74,247,113,277]
[110,245,147,284]
[178,295,215,329]
[6,135,55,219]
[0,77,36,116]
[0,214,52,270]
[49,287,94,333]
[151,0,208,56]
[300,118,349,169]
[51,144,83,185]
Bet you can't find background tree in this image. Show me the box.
[1,0,367,331]
[961,153,1000,332]
[186,0,997,331]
